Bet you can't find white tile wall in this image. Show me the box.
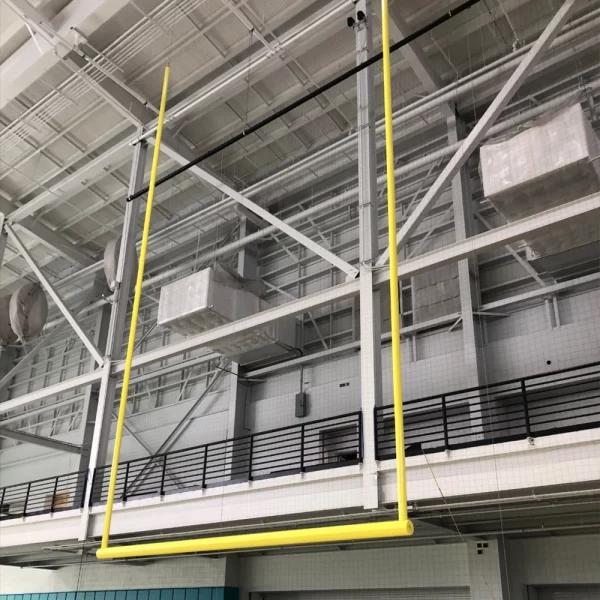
[239,544,470,594]
[0,557,228,594]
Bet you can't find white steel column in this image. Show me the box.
[355,0,382,509]
[448,116,484,388]
[448,116,485,443]
[0,213,7,268]
[0,347,16,407]
[226,216,257,478]
[0,212,10,407]
[78,139,147,540]
[77,301,111,473]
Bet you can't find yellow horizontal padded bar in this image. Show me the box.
[96,520,413,560]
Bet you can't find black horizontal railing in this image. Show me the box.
[2,362,599,522]
[0,470,87,521]
[90,412,362,505]
[375,361,600,459]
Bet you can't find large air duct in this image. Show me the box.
[480,102,600,274]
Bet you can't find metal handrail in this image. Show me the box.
[2,362,598,521]
[0,470,87,521]
[91,412,362,504]
[375,362,600,458]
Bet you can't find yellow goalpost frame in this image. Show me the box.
[97,0,412,560]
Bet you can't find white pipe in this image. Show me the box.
[121,77,600,289]
[43,11,600,297]
[42,73,600,330]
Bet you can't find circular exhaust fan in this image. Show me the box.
[0,296,18,346]
[104,236,138,292]
[9,282,48,342]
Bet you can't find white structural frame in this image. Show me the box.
[354,0,382,509]
[0,2,599,534]
[4,0,353,223]
[2,6,597,291]
[1,191,598,416]
[157,142,360,280]
[78,138,148,540]
[376,0,577,266]
[4,224,105,365]
[0,426,82,454]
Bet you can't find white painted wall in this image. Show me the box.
[0,534,598,599]
[246,288,600,439]
[0,557,228,593]
[239,544,470,596]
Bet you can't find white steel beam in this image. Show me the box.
[481,272,600,311]
[376,0,577,266]
[114,192,600,373]
[13,221,94,268]
[3,192,597,415]
[0,426,82,454]
[0,369,104,414]
[4,224,105,366]
[354,0,382,510]
[157,142,360,279]
[7,142,134,224]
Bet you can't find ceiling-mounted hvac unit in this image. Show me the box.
[157,263,296,365]
[480,103,600,275]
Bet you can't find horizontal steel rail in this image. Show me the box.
[375,362,600,459]
[2,361,598,520]
[90,412,362,504]
[0,470,87,521]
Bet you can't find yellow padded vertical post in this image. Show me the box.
[381,0,409,521]
[101,66,170,549]
[96,10,414,557]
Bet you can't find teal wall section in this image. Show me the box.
[0,589,238,600]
